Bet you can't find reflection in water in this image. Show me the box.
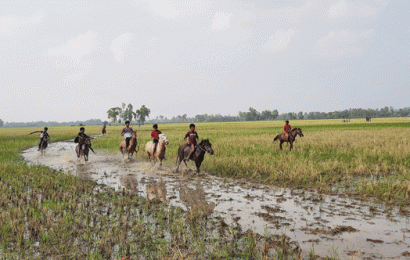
[179,182,215,216]
[146,179,166,202]
[120,174,139,193]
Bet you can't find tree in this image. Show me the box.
[298,111,304,120]
[0,119,3,127]
[107,107,121,124]
[135,105,150,125]
[123,104,136,122]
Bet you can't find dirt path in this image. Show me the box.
[22,141,410,259]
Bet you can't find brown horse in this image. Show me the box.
[176,139,214,173]
[119,131,138,160]
[75,136,93,161]
[273,128,304,151]
[145,133,169,166]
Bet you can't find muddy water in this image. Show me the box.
[22,141,410,259]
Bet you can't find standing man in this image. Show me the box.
[121,121,134,149]
[184,123,199,162]
[151,124,162,156]
[28,127,50,151]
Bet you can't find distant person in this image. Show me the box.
[28,127,50,151]
[151,124,162,155]
[102,124,106,135]
[284,120,291,140]
[184,123,199,162]
[121,121,134,149]
[74,127,89,157]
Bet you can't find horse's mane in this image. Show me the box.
[292,128,301,131]
[199,139,210,145]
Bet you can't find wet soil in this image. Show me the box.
[22,141,410,259]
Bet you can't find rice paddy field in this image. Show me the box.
[1,117,410,259]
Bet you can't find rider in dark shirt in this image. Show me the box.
[74,127,89,157]
[151,124,162,155]
[37,127,49,151]
[184,123,199,162]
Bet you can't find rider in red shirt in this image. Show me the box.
[284,120,291,140]
[184,123,199,162]
[151,124,162,155]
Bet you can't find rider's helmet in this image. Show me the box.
[189,123,195,129]
[153,124,158,129]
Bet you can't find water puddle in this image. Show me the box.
[22,141,410,259]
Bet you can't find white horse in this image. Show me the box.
[145,133,169,166]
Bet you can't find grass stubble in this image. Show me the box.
[0,126,301,259]
[1,118,410,259]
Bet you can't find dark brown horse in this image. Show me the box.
[75,136,93,161]
[273,128,304,151]
[39,135,50,155]
[176,139,214,173]
[119,131,139,160]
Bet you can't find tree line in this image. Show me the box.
[1,106,409,127]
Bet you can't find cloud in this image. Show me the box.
[47,31,98,61]
[211,12,233,31]
[110,33,134,63]
[328,0,347,18]
[316,29,375,58]
[262,28,296,53]
[0,11,45,36]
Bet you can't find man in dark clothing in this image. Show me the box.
[36,127,49,151]
[74,127,89,157]
[151,124,162,155]
[184,123,199,162]
[121,121,134,149]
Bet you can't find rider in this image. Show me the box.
[184,123,199,162]
[102,124,106,134]
[151,124,162,156]
[74,127,89,157]
[284,120,291,141]
[121,121,134,149]
[37,127,49,151]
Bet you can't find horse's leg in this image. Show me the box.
[289,141,293,151]
[195,161,201,173]
[279,141,283,150]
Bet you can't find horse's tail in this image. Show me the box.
[176,146,180,166]
[273,135,280,141]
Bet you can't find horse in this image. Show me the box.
[75,136,93,161]
[176,139,214,173]
[273,128,304,151]
[39,135,50,155]
[144,133,169,166]
[119,131,139,160]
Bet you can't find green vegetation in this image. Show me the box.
[95,117,410,205]
[0,126,300,259]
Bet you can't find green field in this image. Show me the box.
[94,117,410,205]
[1,118,410,258]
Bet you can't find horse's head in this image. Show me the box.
[293,128,304,137]
[199,139,214,155]
[85,136,92,145]
[159,133,169,145]
[131,131,137,139]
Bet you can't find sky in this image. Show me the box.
[1,0,409,122]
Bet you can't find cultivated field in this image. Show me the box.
[1,118,410,259]
[95,117,410,204]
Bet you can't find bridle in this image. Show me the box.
[197,143,212,153]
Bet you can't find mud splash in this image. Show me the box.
[22,141,410,259]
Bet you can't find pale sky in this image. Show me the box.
[1,0,409,122]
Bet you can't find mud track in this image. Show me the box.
[22,141,410,259]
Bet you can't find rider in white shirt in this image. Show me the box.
[121,121,134,148]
